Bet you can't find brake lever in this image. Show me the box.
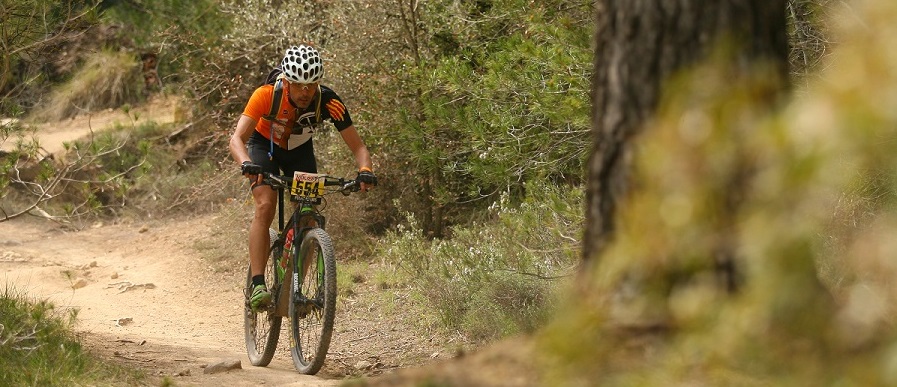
[341,180,360,195]
[266,173,289,188]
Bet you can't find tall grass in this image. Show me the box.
[380,183,582,341]
[0,286,144,386]
[30,49,142,122]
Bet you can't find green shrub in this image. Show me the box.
[51,120,163,220]
[0,286,143,386]
[1,113,241,225]
[381,183,582,340]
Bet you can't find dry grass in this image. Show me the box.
[29,49,142,123]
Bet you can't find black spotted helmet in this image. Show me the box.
[280,44,323,83]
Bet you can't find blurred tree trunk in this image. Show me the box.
[583,0,789,290]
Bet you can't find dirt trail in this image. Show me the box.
[2,98,178,155]
[1,215,337,386]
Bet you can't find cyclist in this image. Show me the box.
[229,44,377,310]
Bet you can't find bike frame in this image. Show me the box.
[271,187,327,317]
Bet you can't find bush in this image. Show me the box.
[381,183,582,340]
[0,286,143,386]
[544,1,897,384]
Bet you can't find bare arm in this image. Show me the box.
[230,115,264,186]
[339,125,373,171]
[339,125,374,190]
[230,114,258,165]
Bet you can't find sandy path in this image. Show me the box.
[1,215,338,386]
[2,96,177,155]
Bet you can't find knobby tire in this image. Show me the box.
[244,228,282,366]
[289,228,337,374]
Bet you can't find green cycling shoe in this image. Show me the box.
[249,284,272,311]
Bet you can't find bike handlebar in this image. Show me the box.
[260,172,361,196]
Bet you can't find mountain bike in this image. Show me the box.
[243,170,360,374]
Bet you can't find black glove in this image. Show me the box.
[241,161,263,176]
[356,170,377,186]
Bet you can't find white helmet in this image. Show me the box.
[280,45,323,83]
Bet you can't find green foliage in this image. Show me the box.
[101,0,229,84]
[382,183,582,340]
[61,121,159,216]
[136,0,348,164]
[180,0,337,117]
[130,0,595,235]
[372,0,593,235]
[101,0,226,47]
[80,120,246,221]
[1,116,167,223]
[0,286,143,386]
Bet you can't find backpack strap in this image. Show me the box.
[263,76,285,122]
[314,84,322,124]
[263,75,286,160]
[263,79,320,159]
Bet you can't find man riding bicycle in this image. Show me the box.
[229,44,377,310]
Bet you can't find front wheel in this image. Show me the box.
[289,228,337,374]
[244,228,282,366]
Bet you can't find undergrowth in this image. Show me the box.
[0,285,144,386]
[1,118,154,225]
[3,102,250,227]
[380,183,583,341]
[29,49,143,122]
[192,195,253,273]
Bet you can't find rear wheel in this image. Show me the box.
[289,228,337,374]
[244,228,282,366]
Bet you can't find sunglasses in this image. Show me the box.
[292,82,319,93]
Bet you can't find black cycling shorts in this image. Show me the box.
[246,131,317,184]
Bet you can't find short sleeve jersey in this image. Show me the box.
[242,83,353,150]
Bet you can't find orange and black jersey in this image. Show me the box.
[242,84,353,150]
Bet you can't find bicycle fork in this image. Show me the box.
[292,236,326,319]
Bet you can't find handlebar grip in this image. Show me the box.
[241,161,263,176]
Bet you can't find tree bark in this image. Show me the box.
[583,0,789,265]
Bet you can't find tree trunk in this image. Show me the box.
[583,0,789,268]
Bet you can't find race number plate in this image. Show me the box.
[291,172,326,198]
